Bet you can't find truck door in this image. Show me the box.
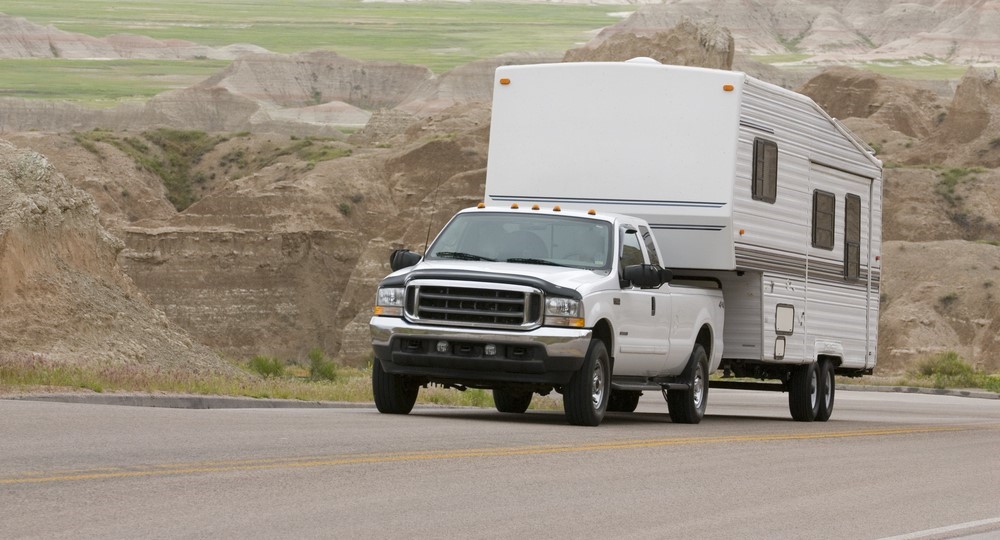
[612,227,672,377]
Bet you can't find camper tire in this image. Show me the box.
[372,357,419,415]
[493,388,533,414]
[789,362,820,422]
[563,339,610,426]
[816,359,836,422]
[667,345,709,424]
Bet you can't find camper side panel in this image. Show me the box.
[729,79,881,369]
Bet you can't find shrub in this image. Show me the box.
[249,356,285,378]
[916,352,977,389]
[307,348,338,382]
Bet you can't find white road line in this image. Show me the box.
[879,517,1000,540]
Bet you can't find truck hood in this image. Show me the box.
[384,260,613,296]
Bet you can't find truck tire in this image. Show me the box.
[493,389,533,414]
[563,339,610,426]
[607,390,641,413]
[667,345,709,424]
[372,357,419,415]
[816,359,835,422]
[788,362,820,422]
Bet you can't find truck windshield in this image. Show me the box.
[426,213,613,271]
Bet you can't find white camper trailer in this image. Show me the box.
[485,59,883,420]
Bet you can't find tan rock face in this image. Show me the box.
[564,20,735,70]
[0,139,234,372]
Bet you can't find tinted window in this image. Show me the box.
[812,190,835,250]
[620,230,645,268]
[639,225,661,267]
[844,194,862,279]
[752,138,778,203]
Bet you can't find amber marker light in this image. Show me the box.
[739,229,745,236]
[723,84,735,92]
[531,204,540,210]
[553,205,561,212]
[511,203,519,209]
[477,202,485,209]
[500,78,511,85]
[588,209,596,215]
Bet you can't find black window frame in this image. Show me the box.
[752,138,778,203]
[811,190,836,250]
[844,193,862,280]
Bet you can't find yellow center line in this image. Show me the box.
[2,424,991,486]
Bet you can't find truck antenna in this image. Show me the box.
[423,219,432,254]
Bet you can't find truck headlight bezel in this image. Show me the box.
[374,287,405,317]
[544,297,585,327]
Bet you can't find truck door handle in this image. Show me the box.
[651,297,656,316]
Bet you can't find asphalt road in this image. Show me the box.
[2,389,998,539]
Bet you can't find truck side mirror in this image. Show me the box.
[389,249,422,271]
[623,264,671,288]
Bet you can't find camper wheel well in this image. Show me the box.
[817,354,842,368]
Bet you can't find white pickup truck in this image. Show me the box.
[370,204,725,426]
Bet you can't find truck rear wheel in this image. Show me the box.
[788,362,820,422]
[607,390,642,413]
[667,345,709,424]
[563,339,610,426]
[816,359,835,422]
[372,357,419,414]
[493,389,533,414]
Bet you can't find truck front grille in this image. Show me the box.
[405,281,542,330]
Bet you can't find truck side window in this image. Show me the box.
[620,230,645,268]
[752,137,778,203]
[844,193,861,279]
[638,225,661,267]
[812,190,836,250]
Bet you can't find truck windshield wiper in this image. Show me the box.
[434,251,496,262]
[505,257,567,267]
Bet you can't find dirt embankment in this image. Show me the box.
[0,139,235,373]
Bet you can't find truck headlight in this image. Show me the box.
[545,297,584,328]
[374,287,404,317]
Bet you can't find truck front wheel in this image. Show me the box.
[667,345,709,424]
[563,339,610,426]
[372,357,419,414]
[493,389,533,414]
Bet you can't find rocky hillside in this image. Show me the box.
[0,140,235,373]
[2,13,998,375]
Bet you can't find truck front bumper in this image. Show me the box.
[370,316,592,386]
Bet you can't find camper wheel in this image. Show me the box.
[816,359,836,422]
[788,362,820,422]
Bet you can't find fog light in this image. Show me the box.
[436,341,449,353]
[484,344,497,356]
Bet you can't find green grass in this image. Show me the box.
[1,1,621,72]
[0,58,229,106]
[0,354,562,409]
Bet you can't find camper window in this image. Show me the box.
[752,138,778,203]
[845,194,862,279]
[812,190,836,250]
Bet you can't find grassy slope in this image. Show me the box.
[1,0,621,104]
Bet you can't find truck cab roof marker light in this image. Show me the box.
[477,202,485,209]
[588,209,596,215]
[553,205,561,212]
[511,203,519,209]
[531,204,540,210]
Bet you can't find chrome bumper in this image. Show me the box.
[370,316,592,386]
